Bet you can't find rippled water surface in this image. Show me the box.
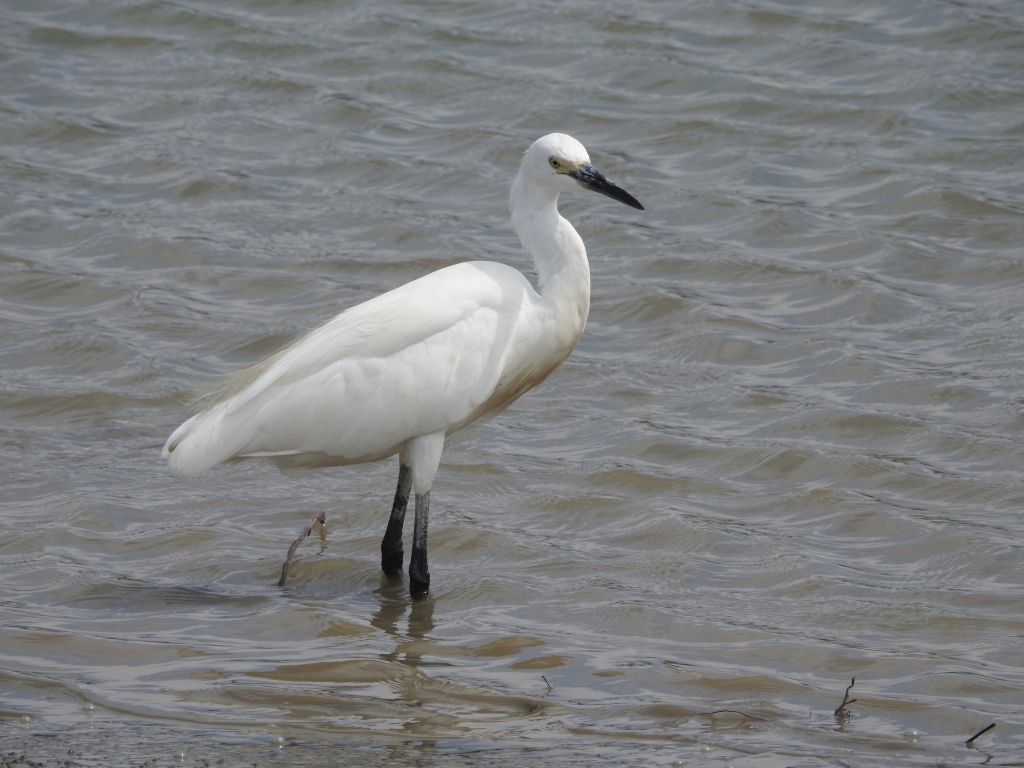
[2,0,1024,765]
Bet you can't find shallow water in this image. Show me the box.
[2,0,1023,765]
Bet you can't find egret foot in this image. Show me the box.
[409,559,430,599]
[410,578,429,599]
[407,548,428,606]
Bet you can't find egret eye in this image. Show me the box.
[549,157,561,169]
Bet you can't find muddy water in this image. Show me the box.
[2,0,1023,765]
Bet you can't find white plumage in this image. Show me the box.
[163,133,643,597]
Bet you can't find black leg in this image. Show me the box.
[409,490,430,599]
[381,464,411,577]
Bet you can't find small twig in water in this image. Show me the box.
[966,723,996,746]
[541,675,552,691]
[834,677,857,718]
[278,511,327,587]
[696,709,767,721]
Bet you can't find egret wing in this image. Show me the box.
[163,262,533,475]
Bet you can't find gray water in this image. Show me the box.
[2,0,1023,765]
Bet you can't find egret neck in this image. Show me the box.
[509,169,591,350]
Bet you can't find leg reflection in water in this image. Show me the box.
[371,574,435,665]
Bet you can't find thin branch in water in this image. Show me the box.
[541,675,552,691]
[834,677,857,718]
[278,511,327,587]
[696,709,767,722]
[966,723,996,746]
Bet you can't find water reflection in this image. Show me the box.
[371,574,436,666]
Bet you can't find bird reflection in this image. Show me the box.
[371,574,435,665]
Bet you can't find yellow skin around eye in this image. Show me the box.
[548,156,582,173]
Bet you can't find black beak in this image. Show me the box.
[569,163,644,210]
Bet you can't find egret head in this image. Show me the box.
[521,133,644,210]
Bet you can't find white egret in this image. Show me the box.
[163,133,644,597]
